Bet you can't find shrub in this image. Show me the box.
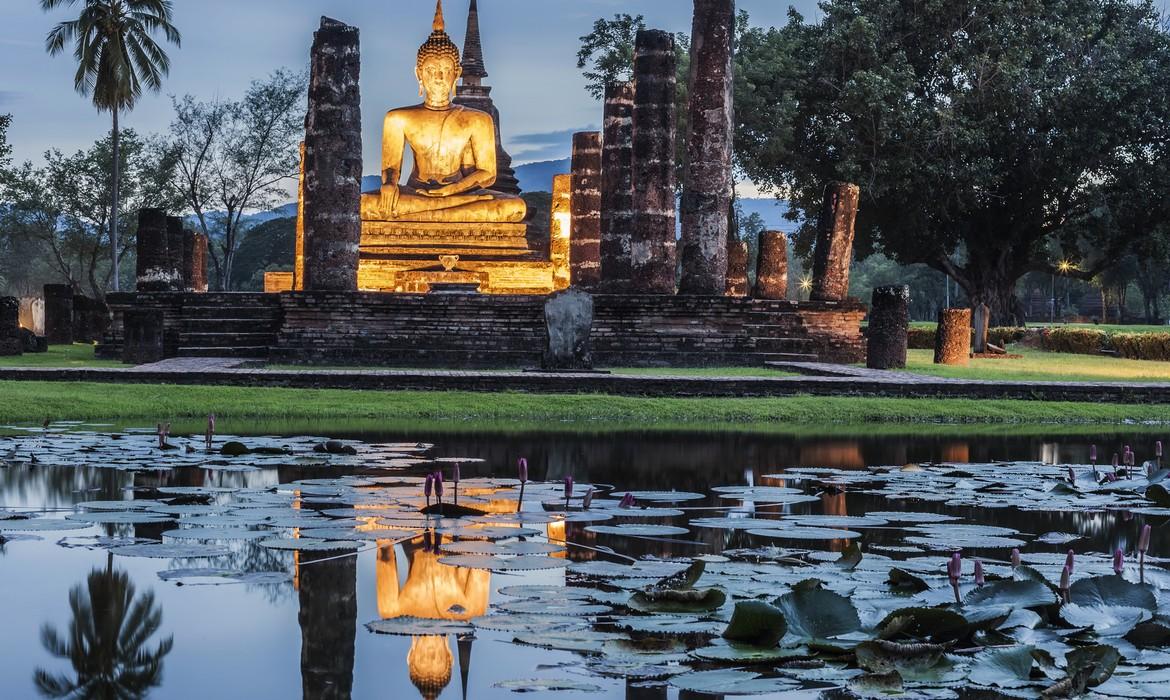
[1040,328,1109,356]
[908,327,936,349]
[1111,332,1170,362]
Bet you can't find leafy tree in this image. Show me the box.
[229,216,295,291]
[734,0,1170,324]
[40,0,181,292]
[169,69,305,290]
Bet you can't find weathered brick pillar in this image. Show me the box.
[934,308,971,366]
[165,216,186,291]
[135,208,177,292]
[299,551,356,700]
[679,0,734,295]
[630,29,678,294]
[867,285,909,370]
[183,231,209,293]
[43,284,74,345]
[550,174,572,290]
[302,17,362,292]
[600,82,635,291]
[754,231,789,300]
[810,182,861,302]
[0,297,21,356]
[570,131,602,288]
[726,240,749,297]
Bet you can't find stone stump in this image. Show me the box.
[136,208,180,292]
[542,288,594,371]
[71,295,108,343]
[166,217,186,291]
[600,81,635,291]
[20,328,48,354]
[934,308,972,366]
[43,284,74,345]
[630,29,678,294]
[679,0,735,295]
[810,182,861,302]
[972,303,991,353]
[570,131,602,288]
[122,308,166,365]
[184,231,209,292]
[0,297,21,356]
[754,231,789,300]
[303,17,363,292]
[725,240,749,297]
[867,286,910,370]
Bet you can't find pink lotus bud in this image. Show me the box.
[948,552,962,582]
[1157,441,1164,458]
[208,413,216,431]
[619,493,636,508]
[1065,550,1075,574]
[583,488,594,510]
[517,458,528,483]
[1090,445,1097,462]
[974,560,985,586]
[424,473,433,499]
[1011,548,1021,568]
[433,472,443,499]
[1060,565,1071,591]
[452,463,461,484]
[1113,548,1124,576]
[1139,525,1152,554]
[564,475,574,502]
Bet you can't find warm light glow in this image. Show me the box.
[1058,260,1074,273]
[376,539,490,621]
[799,276,813,291]
[408,634,453,700]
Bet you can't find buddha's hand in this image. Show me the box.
[382,183,401,216]
[419,183,462,198]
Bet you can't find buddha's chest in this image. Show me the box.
[403,117,474,166]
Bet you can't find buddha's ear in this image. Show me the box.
[415,67,424,97]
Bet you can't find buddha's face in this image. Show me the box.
[416,56,461,106]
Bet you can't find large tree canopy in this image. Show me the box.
[735,0,1170,323]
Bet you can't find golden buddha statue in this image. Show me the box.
[361,0,526,224]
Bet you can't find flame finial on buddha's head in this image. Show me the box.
[417,0,460,70]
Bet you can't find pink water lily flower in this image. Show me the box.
[1011,548,1021,568]
[1065,550,1075,575]
[1113,548,1125,576]
[974,560,985,587]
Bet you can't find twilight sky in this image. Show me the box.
[1,0,819,174]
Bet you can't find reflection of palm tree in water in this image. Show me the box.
[34,555,173,699]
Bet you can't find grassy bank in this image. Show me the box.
[1,380,1166,433]
[901,349,1170,382]
[0,344,118,368]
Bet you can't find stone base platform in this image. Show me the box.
[104,291,866,368]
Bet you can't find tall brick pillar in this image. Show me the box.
[183,231,209,292]
[43,284,74,345]
[867,285,909,369]
[810,182,861,302]
[679,0,734,295]
[754,231,789,300]
[570,131,602,288]
[0,297,21,356]
[550,174,573,290]
[302,17,362,292]
[135,208,178,292]
[630,29,678,294]
[600,81,635,291]
[726,240,749,297]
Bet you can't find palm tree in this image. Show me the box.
[41,0,181,292]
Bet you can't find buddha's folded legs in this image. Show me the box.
[361,187,527,223]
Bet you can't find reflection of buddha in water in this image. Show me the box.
[408,635,453,700]
[361,0,526,224]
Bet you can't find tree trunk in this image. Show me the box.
[110,108,121,292]
[961,259,1026,327]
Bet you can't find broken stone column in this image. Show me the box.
[543,288,594,371]
[630,29,678,294]
[183,231,209,293]
[550,174,572,290]
[810,182,861,302]
[726,240,749,297]
[302,17,362,292]
[972,303,991,353]
[136,208,179,292]
[570,131,602,288]
[934,308,972,366]
[166,216,186,291]
[122,308,166,365]
[0,297,21,356]
[43,284,74,345]
[600,81,635,291]
[867,285,910,370]
[754,231,789,300]
[679,0,735,295]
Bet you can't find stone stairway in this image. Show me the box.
[177,293,282,359]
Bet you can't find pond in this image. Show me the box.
[1,424,1168,699]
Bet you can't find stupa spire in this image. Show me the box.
[461,0,488,84]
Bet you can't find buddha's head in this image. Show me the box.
[416,0,462,108]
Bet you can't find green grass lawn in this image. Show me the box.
[265,365,795,377]
[0,343,119,368]
[903,348,1170,382]
[909,321,1169,334]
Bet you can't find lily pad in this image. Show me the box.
[585,524,690,537]
[629,587,726,614]
[747,527,861,540]
[365,617,474,636]
[438,554,568,571]
[258,538,364,552]
[113,543,231,559]
[670,669,799,695]
[773,586,861,641]
[968,645,1041,689]
[722,601,787,647]
[162,528,268,541]
[492,679,602,693]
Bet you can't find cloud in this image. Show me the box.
[507,126,597,164]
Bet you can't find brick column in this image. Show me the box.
[302,17,362,292]
[43,284,74,345]
[135,208,178,292]
[183,230,209,293]
[754,231,789,300]
[810,182,861,302]
[600,81,635,291]
[0,297,21,356]
[679,0,734,295]
[550,174,573,290]
[867,285,909,369]
[934,308,971,366]
[570,131,602,288]
[630,29,678,294]
[123,308,166,365]
[725,240,749,297]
